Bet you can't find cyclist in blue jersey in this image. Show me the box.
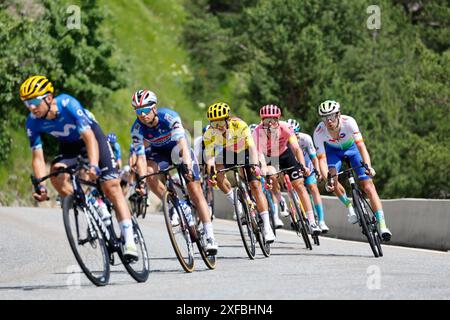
[130,89,218,254]
[107,133,122,169]
[20,75,138,260]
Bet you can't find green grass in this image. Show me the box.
[0,0,208,205]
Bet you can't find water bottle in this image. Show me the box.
[87,190,111,226]
[97,198,112,227]
[181,200,194,226]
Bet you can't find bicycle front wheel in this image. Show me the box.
[290,191,312,250]
[360,194,383,257]
[162,191,195,272]
[119,216,150,282]
[353,189,380,258]
[62,195,110,286]
[234,188,256,259]
[255,215,271,257]
[196,223,217,270]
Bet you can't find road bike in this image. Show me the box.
[275,166,313,250]
[31,157,150,286]
[217,164,271,259]
[328,158,383,258]
[139,163,216,272]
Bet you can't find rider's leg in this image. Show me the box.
[145,160,166,199]
[102,178,137,256]
[292,179,315,223]
[50,163,73,196]
[329,167,358,224]
[266,167,284,227]
[249,178,275,242]
[360,179,391,240]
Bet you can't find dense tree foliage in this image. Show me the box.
[182,0,450,198]
[0,0,127,161]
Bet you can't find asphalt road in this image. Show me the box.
[1,207,450,300]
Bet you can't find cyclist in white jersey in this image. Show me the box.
[287,119,329,233]
[313,100,392,241]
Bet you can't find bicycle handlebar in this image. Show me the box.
[30,156,90,192]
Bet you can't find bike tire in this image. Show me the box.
[234,188,256,259]
[352,189,379,258]
[62,195,110,286]
[266,191,277,237]
[291,191,313,250]
[118,216,150,282]
[162,191,195,272]
[255,215,271,257]
[196,222,217,270]
[360,195,383,257]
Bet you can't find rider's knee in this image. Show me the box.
[362,181,376,195]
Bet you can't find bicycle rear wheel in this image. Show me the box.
[234,188,256,259]
[353,189,380,258]
[62,195,110,286]
[118,216,150,282]
[162,191,195,272]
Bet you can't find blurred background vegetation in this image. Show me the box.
[0,0,449,205]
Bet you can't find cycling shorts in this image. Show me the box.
[264,147,303,182]
[325,143,370,181]
[145,147,200,182]
[216,149,258,183]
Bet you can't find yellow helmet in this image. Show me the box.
[207,102,230,121]
[19,75,54,101]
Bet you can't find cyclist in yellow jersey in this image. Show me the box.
[204,102,276,243]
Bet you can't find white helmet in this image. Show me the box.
[132,89,157,108]
[286,119,301,133]
[248,123,258,133]
[318,100,340,116]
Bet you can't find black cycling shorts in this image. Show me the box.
[264,147,303,181]
[51,122,119,183]
[216,149,258,183]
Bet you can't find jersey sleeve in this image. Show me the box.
[114,142,122,160]
[62,96,93,134]
[241,122,254,149]
[203,129,216,159]
[162,110,185,142]
[131,121,146,156]
[304,134,317,158]
[347,116,363,144]
[26,116,43,150]
[313,125,326,157]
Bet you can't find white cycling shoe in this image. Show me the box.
[273,215,284,229]
[319,221,329,233]
[309,222,322,235]
[123,243,139,261]
[205,238,219,255]
[347,205,358,224]
[279,199,290,217]
[380,227,392,242]
[263,228,276,243]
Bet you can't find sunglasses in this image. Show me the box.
[322,113,339,122]
[23,95,48,108]
[210,120,227,128]
[135,105,155,116]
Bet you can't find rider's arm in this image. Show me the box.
[80,129,99,168]
[288,135,306,168]
[177,137,193,169]
[317,154,329,179]
[136,154,147,177]
[32,148,47,184]
[356,141,371,168]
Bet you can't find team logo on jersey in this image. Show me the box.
[50,124,76,137]
[62,98,70,107]
[339,133,346,139]
[27,128,33,137]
